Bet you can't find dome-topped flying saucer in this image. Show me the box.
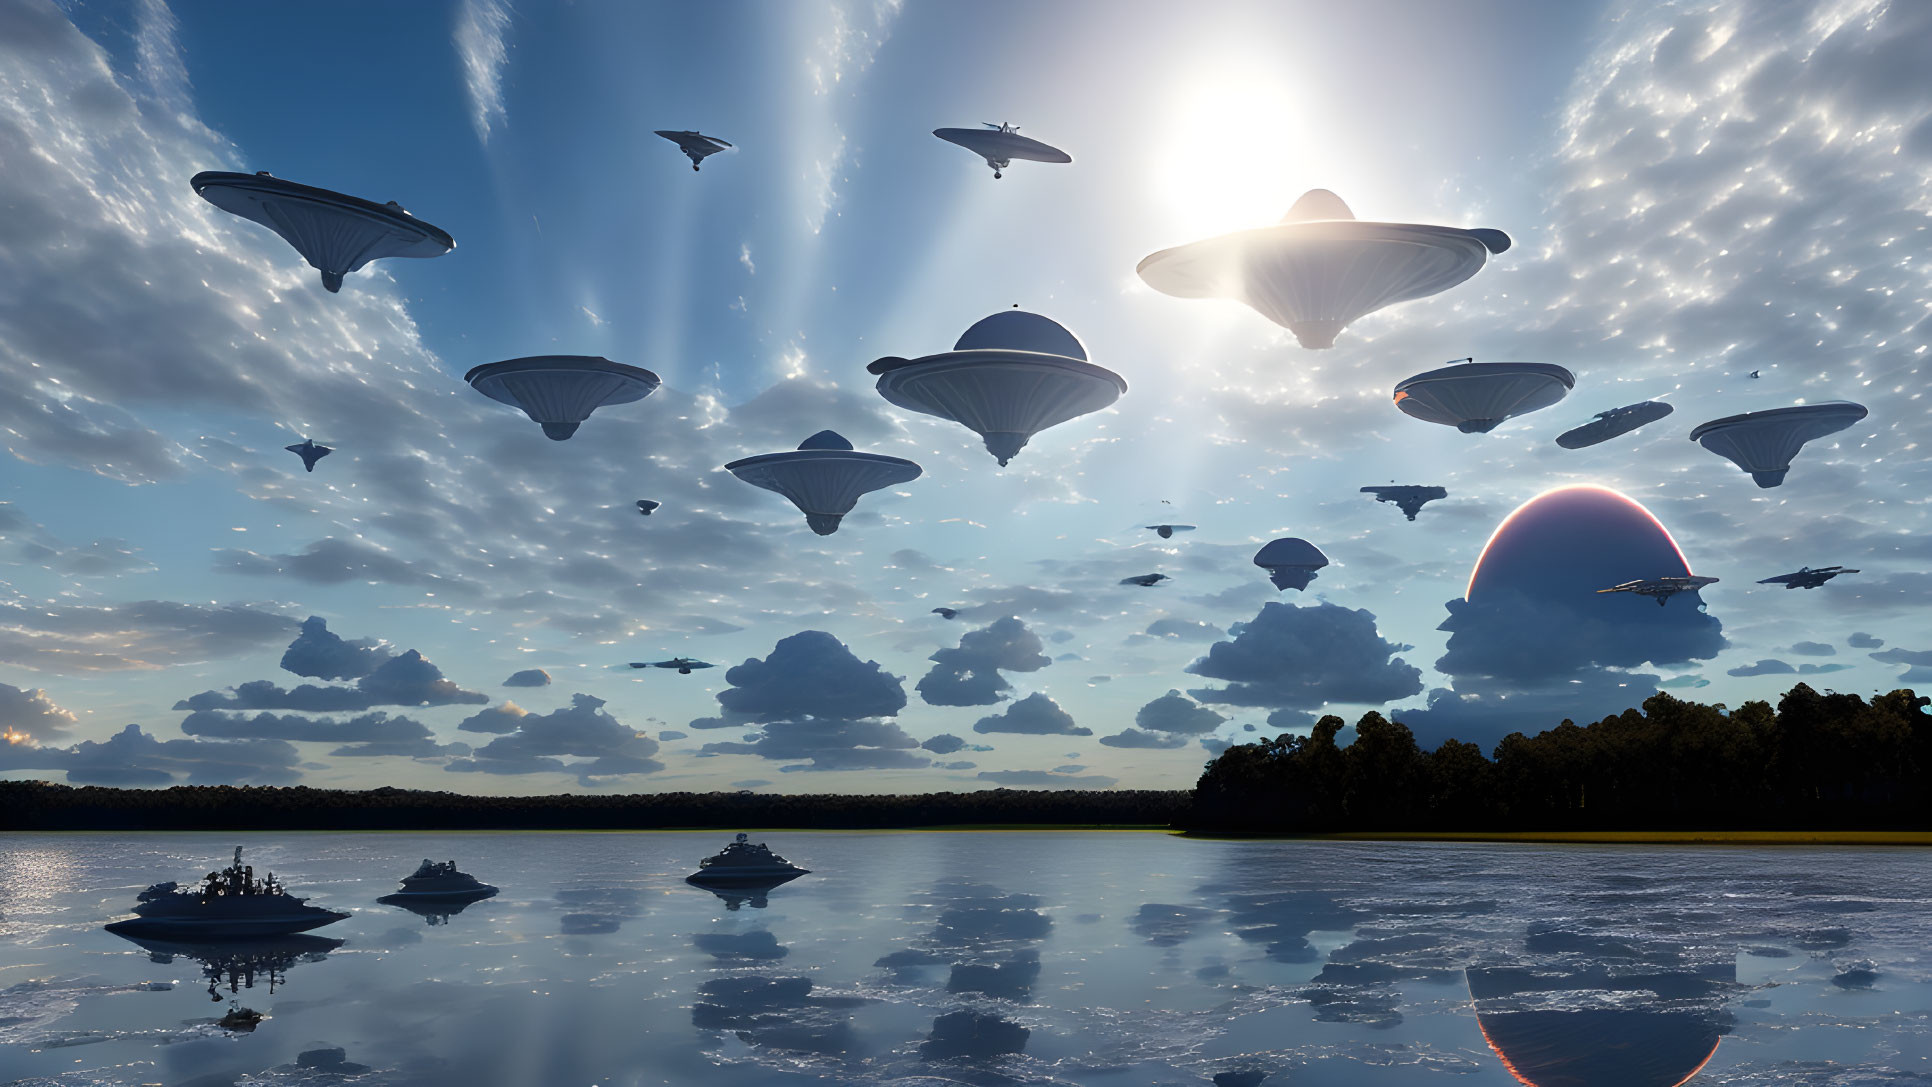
[465,356,661,440]
[1393,360,1575,434]
[725,431,922,535]
[1689,401,1867,488]
[191,171,454,293]
[869,311,1126,466]
[1136,189,1510,349]
[1253,538,1328,591]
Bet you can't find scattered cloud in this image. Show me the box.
[502,668,551,688]
[972,693,1089,737]
[917,617,1051,707]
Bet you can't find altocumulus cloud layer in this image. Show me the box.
[0,0,1928,793]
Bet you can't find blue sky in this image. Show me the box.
[2,0,1927,793]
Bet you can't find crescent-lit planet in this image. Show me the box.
[1467,484,1691,603]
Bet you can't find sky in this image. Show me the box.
[1,0,1928,795]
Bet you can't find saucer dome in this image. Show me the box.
[1253,538,1329,591]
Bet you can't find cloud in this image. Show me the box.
[177,649,487,712]
[1143,618,1223,643]
[456,702,529,734]
[976,769,1118,789]
[1849,632,1885,649]
[698,631,906,727]
[917,617,1051,707]
[0,600,299,673]
[454,0,514,142]
[1186,603,1421,727]
[177,709,460,757]
[502,668,551,688]
[1789,641,1836,657]
[0,502,152,577]
[972,693,1089,736]
[1134,690,1226,736]
[1728,659,1797,677]
[0,723,300,786]
[0,683,79,743]
[446,694,662,783]
[921,733,966,754]
[1658,675,1710,690]
[658,730,687,741]
[279,616,390,681]
[731,779,771,789]
[1099,729,1187,750]
[700,719,929,772]
[215,538,457,591]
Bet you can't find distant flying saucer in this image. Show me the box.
[725,431,922,535]
[465,356,661,441]
[1393,360,1575,434]
[933,123,1071,179]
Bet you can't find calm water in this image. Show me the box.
[2,832,1930,1086]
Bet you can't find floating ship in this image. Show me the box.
[105,847,348,938]
[379,858,498,902]
[685,833,810,889]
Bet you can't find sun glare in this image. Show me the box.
[1147,61,1314,240]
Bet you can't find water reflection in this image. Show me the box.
[112,933,341,1002]
[552,885,641,935]
[379,892,490,926]
[920,1009,1029,1059]
[691,976,870,1055]
[696,878,790,911]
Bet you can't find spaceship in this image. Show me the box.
[1362,485,1447,521]
[630,658,714,674]
[1595,576,1719,607]
[1689,402,1868,488]
[1145,524,1196,539]
[1757,566,1857,590]
[870,310,1125,466]
[1136,189,1510,349]
[932,608,960,619]
[1555,401,1674,450]
[655,130,732,171]
[1253,538,1329,592]
[1121,573,1170,587]
[191,171,453,293]
[932,123,1071,179]
[636,500,661,516]
[725,431,922,535]
[465,356,661,440]
[1393,359,1575,434]
[285,439,332,472]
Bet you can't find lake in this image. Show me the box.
[2,832,1929,1085]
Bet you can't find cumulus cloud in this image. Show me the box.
[1142,618,1223,643]
[1728,659,1796,677]
[1849,632,1885,649]
[972,693,1089,737]
[502,668,551,688]
[1186,603,1421,728]
[446,694,662,783]
[0,682,79,743]
[916,617,1051,707]
[178,649,487,712]
[698,631,906,727]
[921,733,966,754]
[0,723,300,786]
[178,709,461,757]
[1870,648,1932,685]
[1134,690,1226,736]
[1789,641,1836,657]
[658,730,687,741]
[456,702,529,734]
[1099,729,1187,750]
[0,599,299,673]
[280,616,390,681]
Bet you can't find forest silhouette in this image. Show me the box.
[3,684,1926,833]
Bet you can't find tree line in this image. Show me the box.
[0,781,1188,831]
[4,684,1925,833]
[1187,684,1932,832]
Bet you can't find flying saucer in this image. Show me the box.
[1136,189,1510,349]
[1393,360,1575,433]
[1555,401,1674,449]
[870,310,1126,467]
[1253,538,1328,591]
[191,171,453,293]
[1688,402,1868,488]
[933,123,1071,179]
[725,431,922,535]
[465,356,661,441]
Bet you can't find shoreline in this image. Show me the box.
[1184,829,1932,846]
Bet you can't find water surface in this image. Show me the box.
[2,832,1929,1085]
